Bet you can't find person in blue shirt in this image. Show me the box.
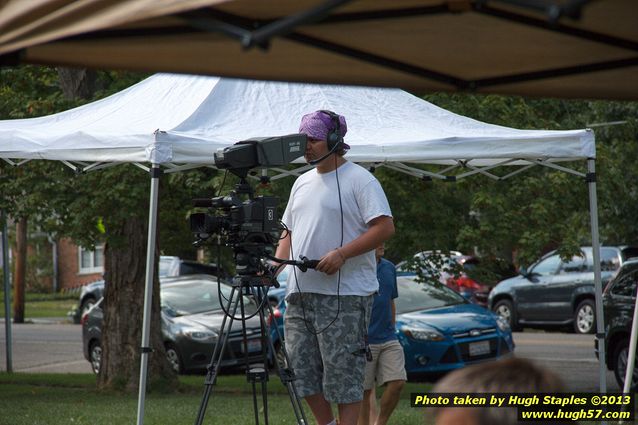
[358,244,406,425]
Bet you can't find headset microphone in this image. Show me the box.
[307,142,341,165]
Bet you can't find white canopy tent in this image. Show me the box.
[0,74,605,424]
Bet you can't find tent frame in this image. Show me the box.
[126,155,604,425]
[0,153,608,424]
[166,0,632,92]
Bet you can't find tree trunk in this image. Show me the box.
[97,217,176,392]
[12,217,26,323]
[57,68,100,100]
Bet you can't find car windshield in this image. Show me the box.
[159,256,178,277]
[161,280,254,316]
[394,277,467,314]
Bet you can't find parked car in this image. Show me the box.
[72,256,224,323]
[397,252,507,307]
[441,256,491,307]
[395,275,514,378]
[266,266,290,366]
[396,250,463,277]
[266,273,514,379]
[82,274,265,374]
[597,258,638,390]
[489,246,638,333]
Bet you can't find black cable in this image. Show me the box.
[216,170,228,197]
[289,153,344,335]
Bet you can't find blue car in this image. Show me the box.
[395,275,514,377]
[266,267,290,365]
[268,271,514,378]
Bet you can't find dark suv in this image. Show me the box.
[599,259,638,391]
[488,246,638,334]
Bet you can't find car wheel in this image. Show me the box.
[613,339,638,391]
[165,343,183,374]
[493,299,521,331]
[89,341,102,375]
[573,299,595,334]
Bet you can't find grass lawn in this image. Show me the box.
[0,373,434,425]
[0,291,77,320]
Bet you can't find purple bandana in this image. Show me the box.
[299,110,350,150]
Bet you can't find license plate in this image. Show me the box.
[468,340,490,357]
[241,339,262,353]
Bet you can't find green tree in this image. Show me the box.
[420,94,638,267]
[0,65,182,391]
[0,66,86,322]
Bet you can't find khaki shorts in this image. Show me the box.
[285,292,373,404]
[363,339,407,390]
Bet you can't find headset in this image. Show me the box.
[308,110,344,165]
[320,110,343,151]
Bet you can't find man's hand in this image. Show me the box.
[316,248,346,275]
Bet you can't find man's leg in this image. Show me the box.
[318,295,373,425]
[369,387,379,424]
[285,294,327,424]
[338,401,363,425]
[357,389,374,425]
[305,393,335,425]
[375,380,405,425]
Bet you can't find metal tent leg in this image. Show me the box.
[587,158,606,394]
[136,163,161,425]
[623,293,638,392]
[2,209,12,373]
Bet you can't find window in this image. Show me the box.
[531,254,561,276]
[600,248,621,272]
[560,254,587,273]
[610,266,638,298]
[79,244,104,274]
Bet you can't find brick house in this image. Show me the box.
[57,238,104,291]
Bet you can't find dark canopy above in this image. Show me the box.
[0,0,636,100]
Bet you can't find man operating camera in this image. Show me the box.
[274,110,395,425]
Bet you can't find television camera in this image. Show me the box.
[190,134,314,425]
[189,133,316,283]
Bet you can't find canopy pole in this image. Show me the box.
[587,158,606,393]
[136,163,161,425]
[622,287,638,393]
[2,209,12,372]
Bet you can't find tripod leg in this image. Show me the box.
[194,286,240,425]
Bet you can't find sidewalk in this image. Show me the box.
[0,316,71,325]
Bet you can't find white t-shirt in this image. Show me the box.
[281,161,392,297]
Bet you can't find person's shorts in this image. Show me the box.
[284,292,373,404]
[363,339,407,390]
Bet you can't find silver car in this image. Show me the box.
[82,274,266,374]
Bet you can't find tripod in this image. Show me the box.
[194,274,308,425]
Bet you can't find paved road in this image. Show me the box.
[0,322,623,392]
[514,331,619,392]
[0,320,92,373]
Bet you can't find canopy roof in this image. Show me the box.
[0,73,593,180]
[0,0,636,100]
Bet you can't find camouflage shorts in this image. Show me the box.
[284,292,373,404]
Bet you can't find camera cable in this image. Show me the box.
[288,153,344,335]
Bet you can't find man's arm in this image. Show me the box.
[391,299,396,327]
[316,215,395,275]
[274,230,291,261]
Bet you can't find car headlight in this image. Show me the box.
[401,326,445,341]
[182,328,218,342]
[496,316,510,332]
